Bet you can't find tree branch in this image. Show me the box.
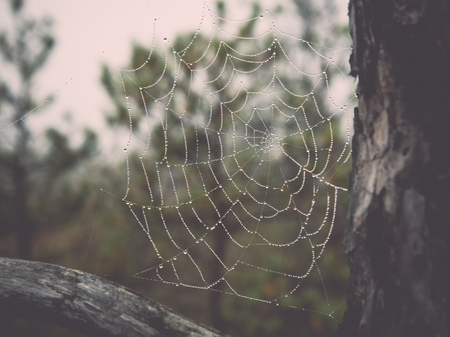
[0,257,228,337]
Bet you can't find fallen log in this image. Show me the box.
[0,257,227,337]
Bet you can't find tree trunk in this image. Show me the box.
[336,0,450,336]
[0,257,227,337]
[13,152,32,260]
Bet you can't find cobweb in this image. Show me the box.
[118,3,355,316]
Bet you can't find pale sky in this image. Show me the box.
[1,0,351,153]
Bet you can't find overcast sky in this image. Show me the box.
[1,0,350,152]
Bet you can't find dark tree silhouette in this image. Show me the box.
[337,0,450,336]
[0,0,97,260]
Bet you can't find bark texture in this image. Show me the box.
[336,0,450,336]
[0,257,227,337]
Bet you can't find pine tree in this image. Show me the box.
[0,0,97,260]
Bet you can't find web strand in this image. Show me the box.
[119,2,355,319]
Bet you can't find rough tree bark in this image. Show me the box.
[336,0,450,336]
[0,257,227,337]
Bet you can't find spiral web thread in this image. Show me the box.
[119,3,356,316]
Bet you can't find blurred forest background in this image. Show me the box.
[0,0,353,336]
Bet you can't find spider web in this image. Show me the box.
[118,3,355,315]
